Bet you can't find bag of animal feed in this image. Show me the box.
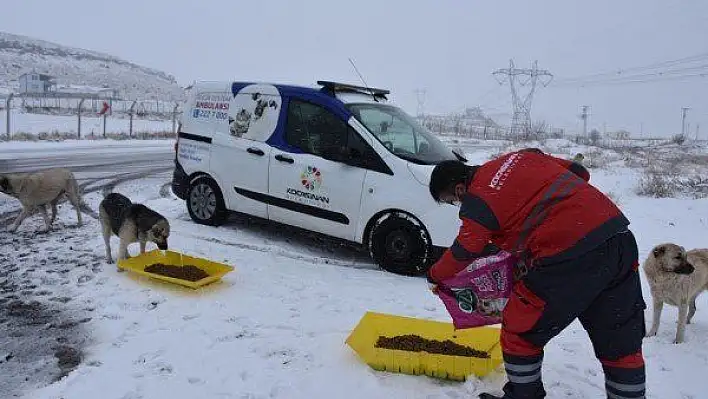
[435,251,517,329]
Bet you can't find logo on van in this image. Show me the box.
[300,166,322,191]
[285,165,330,208]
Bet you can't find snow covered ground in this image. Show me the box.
[0,109,174,136]
[1,138,708,399]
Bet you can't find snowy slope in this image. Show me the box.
[0,31,184,101]
[1,139,707,399]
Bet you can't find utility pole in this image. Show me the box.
[580,105,590,137]
[493,60,553,138]
[681,107,690,136]
[696,123,700,141]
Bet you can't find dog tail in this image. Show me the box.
[69,175,101,220]
[78,201,100,220]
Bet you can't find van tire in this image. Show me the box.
[187,176,228,226]
[368,212,433,277]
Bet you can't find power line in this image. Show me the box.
[553,50,708,84]
[553,63,708,86]
[550,72,708,88]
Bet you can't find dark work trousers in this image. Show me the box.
[498,230,647,399]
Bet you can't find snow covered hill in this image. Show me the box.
[0,31,185,101]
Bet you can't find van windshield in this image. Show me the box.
[345,103,459,165]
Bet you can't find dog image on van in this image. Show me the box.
[643,243,708,343]
[98,192,170,270]
[0,167,85,232]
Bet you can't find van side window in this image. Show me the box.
[285,100,347,156]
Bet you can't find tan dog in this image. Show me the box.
[643,243,708,343]
[0,168,84,232]
[98,192,170,270]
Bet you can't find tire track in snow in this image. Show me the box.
[176,230,378,271]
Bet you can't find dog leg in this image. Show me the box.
[646,297,663,337]
[116,239,131,272]
[687,296,697,324]
[102,222,113,264]
[50,198,59,225]
[675,300,689,344]
[140,240,146,254]
[38,206,51,232]
[8,207,31,232]
[66,189,83,227]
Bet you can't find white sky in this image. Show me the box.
[3,0,708,137]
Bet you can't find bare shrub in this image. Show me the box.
[589,129,601,145]
[3,130,175,142]
[676,176,708,199]
[671,134,686,145]
[582,149,626,169]
[636,168,679,198]
[550,128,565,139]
[5,132,38,142]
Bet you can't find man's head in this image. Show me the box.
[429,160,476,205]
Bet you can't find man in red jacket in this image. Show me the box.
[427,149,646,399]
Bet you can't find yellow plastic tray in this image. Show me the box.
[117,249,235,289]
[346,311,502,381]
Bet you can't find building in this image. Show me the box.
[18,72,56,94]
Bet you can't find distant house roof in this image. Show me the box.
[18,72,55,81]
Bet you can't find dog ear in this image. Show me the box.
[652,245,665,258]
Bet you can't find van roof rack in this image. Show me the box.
[317,80,390,100]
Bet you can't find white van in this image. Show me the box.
[171,80,467,276]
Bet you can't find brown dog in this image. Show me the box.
[643,243,708,343]
[0,168,85,232]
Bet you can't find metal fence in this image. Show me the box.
[2,94,181,140]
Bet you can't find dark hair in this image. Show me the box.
[519,147,544,154]
[429,160,474,202]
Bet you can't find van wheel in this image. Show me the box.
[368,213,433,276]
[187,177,227,226]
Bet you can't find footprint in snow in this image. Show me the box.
[152,361,174,376]
[188,376,205,385]
[120,390,143,399]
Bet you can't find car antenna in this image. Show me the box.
[348,57,378,102]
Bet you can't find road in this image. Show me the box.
[0,142,175,181]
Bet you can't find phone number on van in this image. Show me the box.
[192,108,229,120]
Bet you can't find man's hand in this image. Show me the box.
[428,282,438,295]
